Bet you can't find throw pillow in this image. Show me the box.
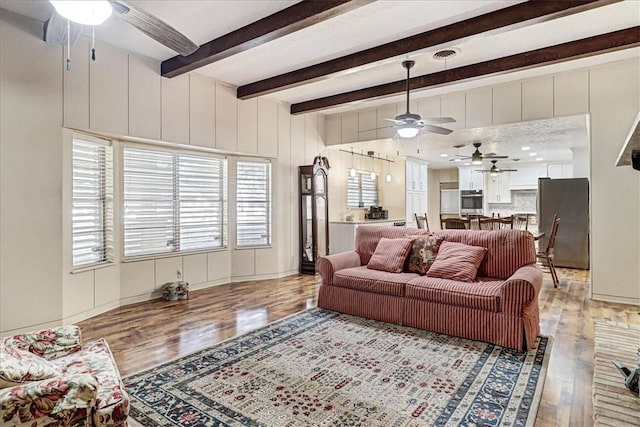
[426,241,488,282]
[367,237,413,273]
[407,235,444,275]
[0,345,63,389]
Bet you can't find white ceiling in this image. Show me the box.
[1,0,638,167]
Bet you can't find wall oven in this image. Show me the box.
[460,190,483,213]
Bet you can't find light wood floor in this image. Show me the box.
[78,268,640,426]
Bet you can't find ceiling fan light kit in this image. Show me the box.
[50,1,112,26]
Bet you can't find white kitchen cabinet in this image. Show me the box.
[547,162,573,179]
[487,172,511,203]
[405,160,428,225]
[510,164,548,189]
[406,161,427,192]
[458,166,485,191]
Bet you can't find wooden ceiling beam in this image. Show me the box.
[161,0,373,78]
[238,0,619,99]
[290,27,640,114]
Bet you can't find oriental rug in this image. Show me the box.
[125,309,551,427]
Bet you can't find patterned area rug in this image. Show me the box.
[125,309,551,426]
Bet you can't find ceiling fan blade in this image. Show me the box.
[110,1,198,56]
[422,117,456,124]
[424,124,453,135]
[482,155,509,159]
[383,118,405,124]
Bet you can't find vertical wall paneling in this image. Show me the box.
[237,98,258,154]
[207,251,231,283]
[155,257,183,290]
[554,70,589,117]
[441,92,466,130]
[63,38,90,129]
[255,247,279,276]
[161,74,190,144]
[128,53,161,140]
[0,10,63,332]
[120,260,155,299]
[189,73,216,148]
[183,253,208,285]
[325,114,342,145]
[358,108,377,141]
[465,87,492,128]
[417,97,441,119]
[376,105,397,139]
[291,115,306,272]
[341,112,358,143]
[305,114,320,162]
[89,41,128,135]
[277,103,292,272]
[492,82,522,125]
[215,83,238,152]
[94,265,121,307]
[589,60,640,303]
[232,250,255,278]
[257,98,278,157]
[522,77,554,121]
[317,114,326,153]
[63,271,94,318]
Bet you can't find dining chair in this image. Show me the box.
[414,213,429,231]
[513,214,530,230]
[441,217,471,229]
[537,214,561,287]
[478,216,513,230]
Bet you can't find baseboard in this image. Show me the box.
[231,269,300,283]
[1,319,63,338]
[62,301,121,326]
[591,293,640,306]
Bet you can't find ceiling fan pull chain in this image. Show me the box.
[91,26,96,61]
[65,19,71,71]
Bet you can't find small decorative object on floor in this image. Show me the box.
[611,360,639,395]
[162,281,189,301]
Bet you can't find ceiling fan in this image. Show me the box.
[451,142,508,165]
[45,1,198,59]
[475,160,518,176]
[384,60,455,138]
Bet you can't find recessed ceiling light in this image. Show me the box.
[440,153,449,158]
[464,162,470,166]
[529,152,537,156]
[536,157,543,161]
[521,146,531,151]
[454,158,461,162]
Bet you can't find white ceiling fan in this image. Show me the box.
[45,1,198,62]
[384,60,455,138]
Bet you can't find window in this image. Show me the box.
[236,160,271,247]
[347,172,378,207]
[123,147,227,258]
[72,135,113,268]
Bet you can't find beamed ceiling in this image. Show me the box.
[1,0,638,165]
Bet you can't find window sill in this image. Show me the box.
[71,261,116,275]
[235,245,273,250]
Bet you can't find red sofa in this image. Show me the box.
[316,225,542,351]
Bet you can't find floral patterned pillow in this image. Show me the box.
[406,235,444,275]
[0,345,63,388]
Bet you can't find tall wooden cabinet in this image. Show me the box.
[299,164,329,275]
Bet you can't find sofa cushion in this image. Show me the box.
[367,237,413,273]
[434,229,536,279]
[0,345,63,388]
[406,276,503,312]
[334,266,419,296]
[355,225,430,265]
[427,241,487,282]
[406,235,443,275]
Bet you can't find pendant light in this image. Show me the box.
[349,148,356,177]
[385,155,392,182]
[369,151,376,180]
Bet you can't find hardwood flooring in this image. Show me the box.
[78,268,640,426]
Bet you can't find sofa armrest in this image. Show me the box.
[2,326,82,360]
[0,373,97,426]
[316,251,361,285]
[500,264,543,315]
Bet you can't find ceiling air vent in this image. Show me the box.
[433,48,459,61]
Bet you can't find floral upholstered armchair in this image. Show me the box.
[0,325,129,427]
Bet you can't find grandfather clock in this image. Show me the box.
[299,163,329,274]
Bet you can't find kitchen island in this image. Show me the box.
[329,219,406,254]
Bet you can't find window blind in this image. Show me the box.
[347,172,378,207]
[72,137,113,267]
[236,160,271,247]
[123,147,227,258]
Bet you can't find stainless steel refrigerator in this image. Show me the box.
[537,178,589,269]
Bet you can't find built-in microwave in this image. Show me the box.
[460,190,483,212]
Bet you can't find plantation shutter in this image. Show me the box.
[347,173,360,207]
[347,172,378,208]
[236,160,271,247]
[178,154,227,251]
[72,137,113,267]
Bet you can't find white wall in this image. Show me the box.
[0,10,325,335]
[325,60,640,305]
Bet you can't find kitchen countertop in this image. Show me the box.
[330,218,406,224]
